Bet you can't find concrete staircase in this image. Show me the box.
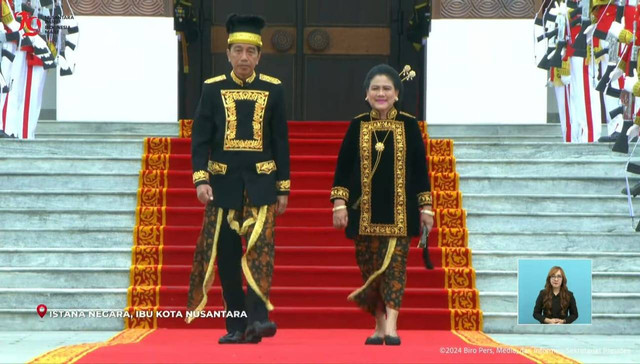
[428,124,640,334]
[0,121,638,334]
[0,121,178,330]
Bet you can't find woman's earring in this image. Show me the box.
[365,97,369,101]
[395,97,399,101]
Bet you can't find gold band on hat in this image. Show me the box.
[228,32,263,47]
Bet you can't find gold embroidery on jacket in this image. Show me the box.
[359,120,407,236]
[205,74,226,84]
[220,90,269,151]
[256,160,277,174]
[230,71,256,86]
[259,73,281,84]
[276,180,291,191]
[192,170,209,184]
[208,161,228,175]
[331,186,349,201]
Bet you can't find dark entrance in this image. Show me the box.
[178,0,425,121]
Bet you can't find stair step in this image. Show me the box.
[34,121,179,135]
[0,173,139,191]
[456,159,630,177]
[0,288,127,309]
[423,123,606,137]
[468,232,640,253]
[0,268,131,288]
[479,292,640,314]
[475,271,640,293]
[0,210,136,229]
[483,313,640,334]
[460,176,639,195]
[0,248,132,268]
[5,190,635,214]
[1,139,145,158]
[0,191,138,210]
[34,133,175,140]
[428,135,562,142]
[0,228,134,248]
[464,194,639,214]
[0,246,453,269]
[471,251,640,272]
[0,157,141,173]
[465,212,632,233]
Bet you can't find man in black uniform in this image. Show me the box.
[186,14,290,344]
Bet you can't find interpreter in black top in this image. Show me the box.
[533,266,579,324]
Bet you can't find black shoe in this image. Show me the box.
[218,331,244,344]
[245,321,277,339]
[243,332,262,344]
[384,335,401,346]
[365,336,384,345]
[0,130,10,138]
[598,132,620,143]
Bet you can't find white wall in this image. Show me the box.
[56,16,178,122]
[427,19,548,124]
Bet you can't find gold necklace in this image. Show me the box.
[370,114,393,177]
[374,129,391,152]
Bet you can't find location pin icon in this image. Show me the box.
[37,304,47,318]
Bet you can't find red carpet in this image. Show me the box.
[125,120,479,330]
[30,120,578,363]
[30,329,577,364]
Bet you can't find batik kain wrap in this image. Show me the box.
[185,196,276,323]
[349,235,411,314]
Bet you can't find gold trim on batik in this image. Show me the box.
[220,89,268,151]
[330,186,349,201]
[240,205,274,310]
[418,192,432,205]
[208,161,228,175]
[276,180,290,192]
[186,207,224,323]
[192,170,209,184]
[348,237,398,301]
[359,120,407,236]
[256,160,277,174]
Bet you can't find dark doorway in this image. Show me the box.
[178,0,424,121]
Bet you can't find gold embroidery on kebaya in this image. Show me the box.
[193,170,209,184]
[276,180,291,191]
[220,89,268,151]
[369,107,397,121]
[208,161,228,175]
[359,120,407,236]
[256,160,277,174]
[330,186,349,201]
[418,192,432,205]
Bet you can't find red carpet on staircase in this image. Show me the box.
[30,120,578,364]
